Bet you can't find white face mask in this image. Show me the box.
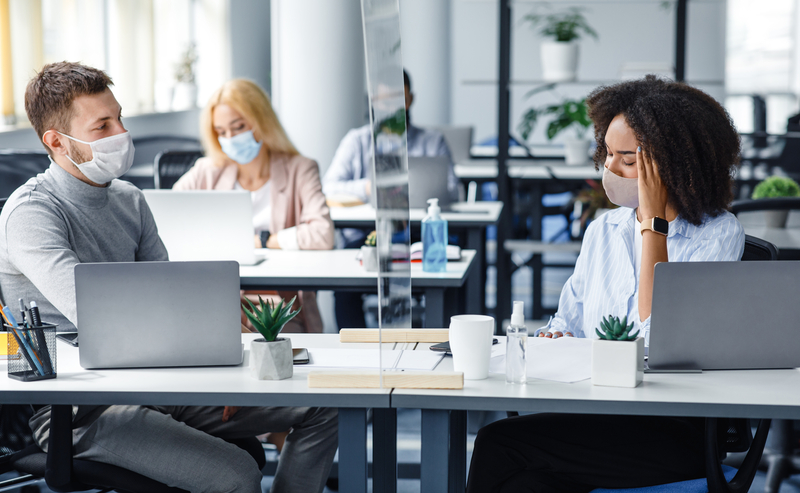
[602,167,639,209]
[57,131,135,184]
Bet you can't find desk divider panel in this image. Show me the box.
[307,0,463,392]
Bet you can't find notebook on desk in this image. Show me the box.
[143,190,259,266]
[75,261,243,369]
[648,261,800,371]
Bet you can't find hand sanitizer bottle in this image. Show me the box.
[506,301,527,384]
[422,198,448,273]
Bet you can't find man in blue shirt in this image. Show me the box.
[324,70,457,329]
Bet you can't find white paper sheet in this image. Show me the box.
[489,337,593,383]
[306,349,444,371]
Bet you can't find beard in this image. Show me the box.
[69,144,92,166]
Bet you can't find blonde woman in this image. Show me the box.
[174,79,333,333]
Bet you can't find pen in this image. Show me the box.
[2,306,19,327]
[9,325,44,377]
[18,299,26,327]
[29,301,53,375]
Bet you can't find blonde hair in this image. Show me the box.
[200,79,298,164]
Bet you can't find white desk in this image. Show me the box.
[393,339,800,492]
[0,333,391,493]
[329,202,502,314]
[454,159,601,181]
[239,249,477,327]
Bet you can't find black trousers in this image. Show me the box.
[466,413,706,493]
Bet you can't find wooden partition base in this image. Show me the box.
[308,371,463,389]
[339,329,448,344]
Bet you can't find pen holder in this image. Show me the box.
[4,322,57,381]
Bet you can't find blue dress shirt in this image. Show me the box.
[537,207,745,346]
[322,123,457,203]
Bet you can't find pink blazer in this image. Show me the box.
[173,152,334,250]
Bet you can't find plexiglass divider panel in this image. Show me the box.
[360,0,411,387]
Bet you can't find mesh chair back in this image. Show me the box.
[0,150,50,199]
[154,150,204,189]
[742,235,779,261]
[731,198,800,214]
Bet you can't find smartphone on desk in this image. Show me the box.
[56,333,79,347]
[430,339,498,354]
[293,347,309,364]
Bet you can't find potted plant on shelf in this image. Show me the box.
[172,44,198,111]
[591,315,644,388]
[518,97,593,165]
[243,296,300,380]
[751,176,800,228]
[523,6,597,82]
[361,231,379,272]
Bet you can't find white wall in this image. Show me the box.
[271,0,366,175]
[449,0,727,145]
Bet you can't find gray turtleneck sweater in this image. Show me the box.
[0,161,168,332]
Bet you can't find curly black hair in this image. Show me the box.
[586,75,740,226]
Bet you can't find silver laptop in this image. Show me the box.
[648,261,800,371]
[75,261,243,369]
[408,157,455,210]
[143,190,258,265]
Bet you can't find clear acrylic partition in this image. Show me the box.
[360,0,411,386]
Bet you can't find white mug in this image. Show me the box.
[449,314,495,380]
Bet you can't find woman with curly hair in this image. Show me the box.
[466,76,744,493]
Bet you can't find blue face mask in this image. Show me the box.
[218,130,263,164]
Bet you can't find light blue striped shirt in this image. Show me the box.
[537,207,745,346]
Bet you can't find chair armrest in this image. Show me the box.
[706,417,771,493]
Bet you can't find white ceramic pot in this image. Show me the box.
[250,337,293,380]
[564,138,592,166]
[541,41,579,83]
[591,337,644,388]
[172,82,197,111]
[361,245,378,272]
[765,210,789,228]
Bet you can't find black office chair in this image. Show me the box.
[731,197,800,215]
[153,150,204,189]
[0,150,51,199]
[742,234,780,261]
[0,405,267,493]
[122,136,202,189]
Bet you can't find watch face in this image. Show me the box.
[653,217,669,235]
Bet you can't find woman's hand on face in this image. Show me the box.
[636,147,669,220]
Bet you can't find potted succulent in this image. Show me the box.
[523,6,597,82]
[591,315,644,388]
[243,296,300,380]
[751,176,800,228]
[361,231,379,272]
[518,97,593,165]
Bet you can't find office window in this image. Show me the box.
[726,0,798,134]
[1,0,228,127]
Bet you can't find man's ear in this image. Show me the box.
[42,130,67,156]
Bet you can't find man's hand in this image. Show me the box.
[222,406,241,423]
[266,235,281,249]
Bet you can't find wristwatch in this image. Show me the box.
[640,216,669,236]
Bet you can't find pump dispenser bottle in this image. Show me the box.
[506,301,527,384]
[422,198,448,273]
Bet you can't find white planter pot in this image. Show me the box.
[361,245,378,272]
[541,41,579,83]
[591,337,644,388]
[250,337,293,380]
[564,138,592,166]
[765,210,789,228]
[172,82,197,111]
